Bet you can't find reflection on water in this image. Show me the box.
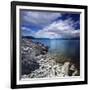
[33,39,80,62]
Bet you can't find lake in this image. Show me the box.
[32,39,80,63]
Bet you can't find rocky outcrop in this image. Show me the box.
[21,39,49,75]
[21,38,79,79]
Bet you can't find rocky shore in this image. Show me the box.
[21,38,79,79]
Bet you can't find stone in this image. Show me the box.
[21,38,79,79]
[61,62,70,76]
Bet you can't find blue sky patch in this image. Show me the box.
[20,10,80,39]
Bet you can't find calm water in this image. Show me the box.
[33,39,80,62]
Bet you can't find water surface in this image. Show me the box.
[33,39,80,62]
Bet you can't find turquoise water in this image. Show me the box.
[33,39,80,62]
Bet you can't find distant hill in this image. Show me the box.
[22,36,35,39]
[57,37,80,40]
[22,36,50,39]
[22,36,80,40]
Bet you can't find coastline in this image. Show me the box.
[21,38,79,79]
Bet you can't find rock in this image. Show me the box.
[61,62,70,76]
[70,64,76,71]
[21,58,40,75]
[72,70,78,76]
[21,39,49,75]
[21,38,79,79]
[69,64,78,76]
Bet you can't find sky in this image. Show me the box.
[20,10,80,39]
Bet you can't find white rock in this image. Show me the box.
[70,64,75,71]
[61,62,70,76]
[72,70,78,76]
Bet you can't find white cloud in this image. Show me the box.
[35,18,80,39]
[21,26,34,36]
[21,26,32,31]
[22,11,62,27]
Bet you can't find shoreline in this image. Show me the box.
[21,38,80,79]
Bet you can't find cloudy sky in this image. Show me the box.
[20,10,80,39]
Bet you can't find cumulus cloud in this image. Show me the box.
[21,11,62,27]
[21,10,80,38]
[21,26,34,36]
[35,18,80,39]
